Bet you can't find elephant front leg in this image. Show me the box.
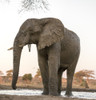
[38,52,49,95]
[48,58,59,96]
[48,44,60,96]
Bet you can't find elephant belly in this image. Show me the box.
[60,41,80,68]
[60,52,76,68]
[60,30,80,68]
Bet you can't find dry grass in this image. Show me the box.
[0,77,96,90]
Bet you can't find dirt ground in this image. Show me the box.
[0,95,95,100]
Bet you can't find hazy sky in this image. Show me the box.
[0,0,96,77]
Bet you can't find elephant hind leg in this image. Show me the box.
[58,67,66,95]
[65,58,79,96]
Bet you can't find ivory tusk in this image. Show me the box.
[7,47,13,50]
[28,44,31,52]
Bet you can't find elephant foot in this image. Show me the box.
[58,90,61,96]
[49,92,59,96]
[42,91,49,95]
[65,91,73,97]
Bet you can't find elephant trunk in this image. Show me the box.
[12,40,23,89]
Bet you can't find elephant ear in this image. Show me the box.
[38,24,64,50]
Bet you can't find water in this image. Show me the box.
[0,89,96,99]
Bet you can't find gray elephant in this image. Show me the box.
[12,18,80,96]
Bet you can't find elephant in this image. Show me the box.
[12,18,80,96]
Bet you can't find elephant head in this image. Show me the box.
[12,18,64,89]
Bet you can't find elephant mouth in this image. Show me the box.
[19,44,24,47]
[19,43,31,52]
[19,42,30,47]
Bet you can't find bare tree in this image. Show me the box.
[21,0,49,12]
[3,0,49,12]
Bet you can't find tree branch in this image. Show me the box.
[20,0,49,12]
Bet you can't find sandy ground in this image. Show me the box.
[0,95,95,100]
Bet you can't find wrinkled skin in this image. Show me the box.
[12,18,80,96]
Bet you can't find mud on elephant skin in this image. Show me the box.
[12,18,80,96]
